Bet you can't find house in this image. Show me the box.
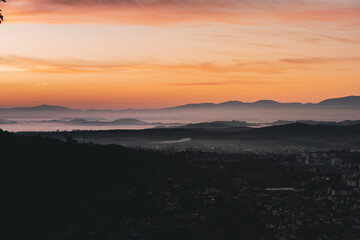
[330,185,352,196]
[347,179,358,188]
[331,158,343,168]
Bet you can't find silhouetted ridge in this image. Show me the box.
[2,104,73,111]
[19,122,360,151]
[218,101,244,106]
[0,95,359,113]
[247,123,360,137]
[271,120,360,126]
[39,118,147,126]
[180,120,254,128]
[169,103,216,109]
[162,95,360,110]
[254,100,280,105]
[0,119,16,124]
[318,96,360,106]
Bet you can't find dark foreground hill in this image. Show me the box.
[3,130,360,239]
[1,130,265,240]
[1,130,171,239]
[23,123,360,151]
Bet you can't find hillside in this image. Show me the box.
[2,130,269,240]
[179,120,256,128]
[20,123,360,151]
[1,130,189,239]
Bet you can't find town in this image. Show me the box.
[2,129,360,239]
[72,149,360,239]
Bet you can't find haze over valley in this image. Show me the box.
[1,95,359,132]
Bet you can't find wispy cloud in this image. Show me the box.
[0,56,130,73]
[207,29,360,47]
[168,80,279,86]
[0,55,286,74]
[169,82,233,86]
[4,0,360,26]
[1,55,359,74]
[280,30,360,44]
[281,57,360,64]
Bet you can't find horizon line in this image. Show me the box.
[0,95,359,111]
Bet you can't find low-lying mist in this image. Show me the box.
[1,107,360,132]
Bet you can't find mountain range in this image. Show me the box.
[168,96,360,110]
[0,96,359,125]
[1,96,359,112]
[35,118,147,126]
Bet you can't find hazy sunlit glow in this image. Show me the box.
[0,0,359,109]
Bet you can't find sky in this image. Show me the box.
[0,0,359,109]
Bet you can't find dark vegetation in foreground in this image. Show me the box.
[3,129,360,239]
[22,122,360,151]
[2,130,264,239]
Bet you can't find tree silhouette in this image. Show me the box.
[0,0,6,24]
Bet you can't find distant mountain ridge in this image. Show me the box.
[178,120,360,129]
[0,104,73,111]
[36,118,147,126]
[271,120,360,126]
[171,96,360,110]
[318,96,360,106]
[179,120,256,128]
[0,95,359,111]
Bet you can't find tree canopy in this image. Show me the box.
[0,0,6,24]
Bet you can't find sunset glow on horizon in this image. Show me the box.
[1,0,359,109]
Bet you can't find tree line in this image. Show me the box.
[0,0,6,24]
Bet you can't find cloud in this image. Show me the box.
[168,80,278,86]
[0,56,129,73]
[169,82,233,86]
[4,0,360,26]
[279,30,360,44]
[281,57,360,64]
[0,55,285,74]
[1,55,359,74]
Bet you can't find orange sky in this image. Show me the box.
[0,0,359,109]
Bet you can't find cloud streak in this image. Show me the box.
[168,80,278,86]
[0,55,290,74]
[281,57,360,64]
[4,0,360,26]
[1,55,359,74]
